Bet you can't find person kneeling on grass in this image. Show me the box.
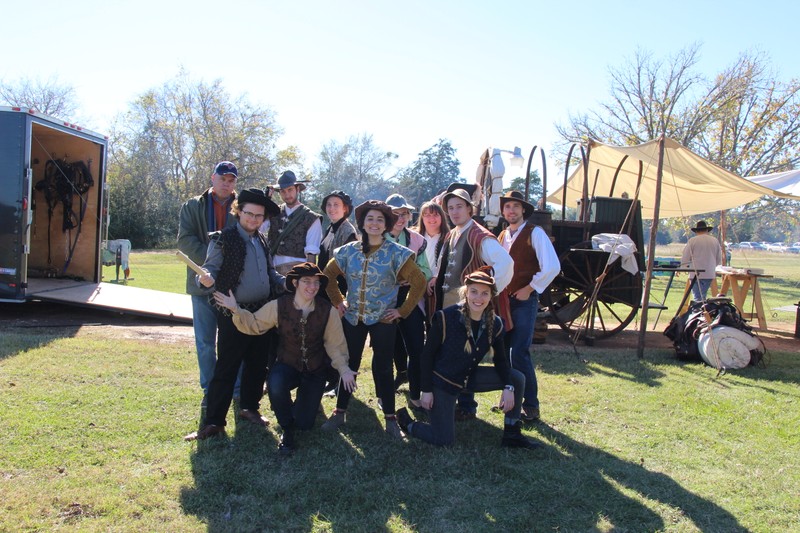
[214,262,357,455]
[397,266,540,449]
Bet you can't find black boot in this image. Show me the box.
[394,371,408,391]
[501,421,541,449]
[396,407,414,433]
[279,428,295,456]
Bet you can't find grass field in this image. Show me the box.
[0,320,798,531]
[107,248,800,328]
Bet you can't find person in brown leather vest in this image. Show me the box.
[497,191,560,422]
[213,262,357,455]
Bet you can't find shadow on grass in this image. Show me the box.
[176,386,748,531]
[531,423,746,531]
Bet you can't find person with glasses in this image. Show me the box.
[214,263,358,455]
[185,188,285,441]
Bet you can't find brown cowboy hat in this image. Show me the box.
[442,188,475,208]
[464,265,496,287]
[499,190,534,219]
[354,200,398,230]
[285,262,328,293]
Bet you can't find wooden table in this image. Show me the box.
[716,272,773,329]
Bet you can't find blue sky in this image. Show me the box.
[3,0,797,190]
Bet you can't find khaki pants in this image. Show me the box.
[275,261,304,276]
[442,289,462,309]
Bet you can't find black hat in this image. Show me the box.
[238,187,280,218]
[214,161,238,178]
[285,262,328,293]
[321,190,353,217]
[354,200,398,230]
[690,220,714,232]
[272,170,308,192]
[446,182,479,197]
[499,190,535,219]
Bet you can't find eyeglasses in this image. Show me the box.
[298,279,321,287]
[241,210,265,220]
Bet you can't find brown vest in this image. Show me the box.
[499,223,541,295]
[268,205,320,258]
[276,295,332,372]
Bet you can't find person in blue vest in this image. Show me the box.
[396,266,539,449]
[320,200,427,438]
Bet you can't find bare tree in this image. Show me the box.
[556,45,800,241]
[0,76,78,118]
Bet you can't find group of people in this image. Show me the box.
[178,160,561,454]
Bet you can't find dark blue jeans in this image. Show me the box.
[268,362,327,431]
[410,368,525,446]
[506,292,539,409]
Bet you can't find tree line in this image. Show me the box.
[3,45,798,248]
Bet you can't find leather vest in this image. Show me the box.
[498,223,541,295]
[268,205,320,258]
[276,295,332,372]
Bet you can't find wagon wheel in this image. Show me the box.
[542,248,642,340]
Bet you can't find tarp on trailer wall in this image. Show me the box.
[745,169,800,196]
[547,138,798,219]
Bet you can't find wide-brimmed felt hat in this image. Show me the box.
[442,187,474,208]
[354,200,398,230]
[321,190,353,217]
[464,265,495,287]
[690,220,714,232]
[500,190,535,219]
[285,262,328,293]
[272,170,308,192]
[238,187,280,218]
[385,193,416,212]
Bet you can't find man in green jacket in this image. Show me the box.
[177,161,240,418]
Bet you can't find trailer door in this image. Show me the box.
[0,112,28,301]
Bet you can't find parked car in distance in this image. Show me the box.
[765,242,788,252]
[786,245,800,254]
[735,242,767,251]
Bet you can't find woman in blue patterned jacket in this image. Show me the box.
[320,200,426,438]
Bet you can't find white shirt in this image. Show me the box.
[500,221,561,294]
[681,233,722,280]
[451,219,514,293]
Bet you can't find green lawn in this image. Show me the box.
[0,323,798,531]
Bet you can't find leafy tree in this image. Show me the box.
[308,133,397,212]
[506,170,544,207]
[394,139,461,208]
[0,76,79,119]
[557,44,800,244]
[107,70,299,247]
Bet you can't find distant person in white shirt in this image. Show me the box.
[681,220,722,301]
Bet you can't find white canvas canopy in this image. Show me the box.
[547,138,795,219]
[745,169,800,196]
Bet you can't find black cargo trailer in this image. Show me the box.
[0,107,190,321]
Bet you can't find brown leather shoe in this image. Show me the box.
[184,424,225,441]
[238,409,269,427]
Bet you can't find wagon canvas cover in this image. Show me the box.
[547,138,797,218]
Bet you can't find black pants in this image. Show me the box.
[204,310,269,427]
[396,306,425,400]
[336,320,397,414]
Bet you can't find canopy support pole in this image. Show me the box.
[637,136,666,358]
